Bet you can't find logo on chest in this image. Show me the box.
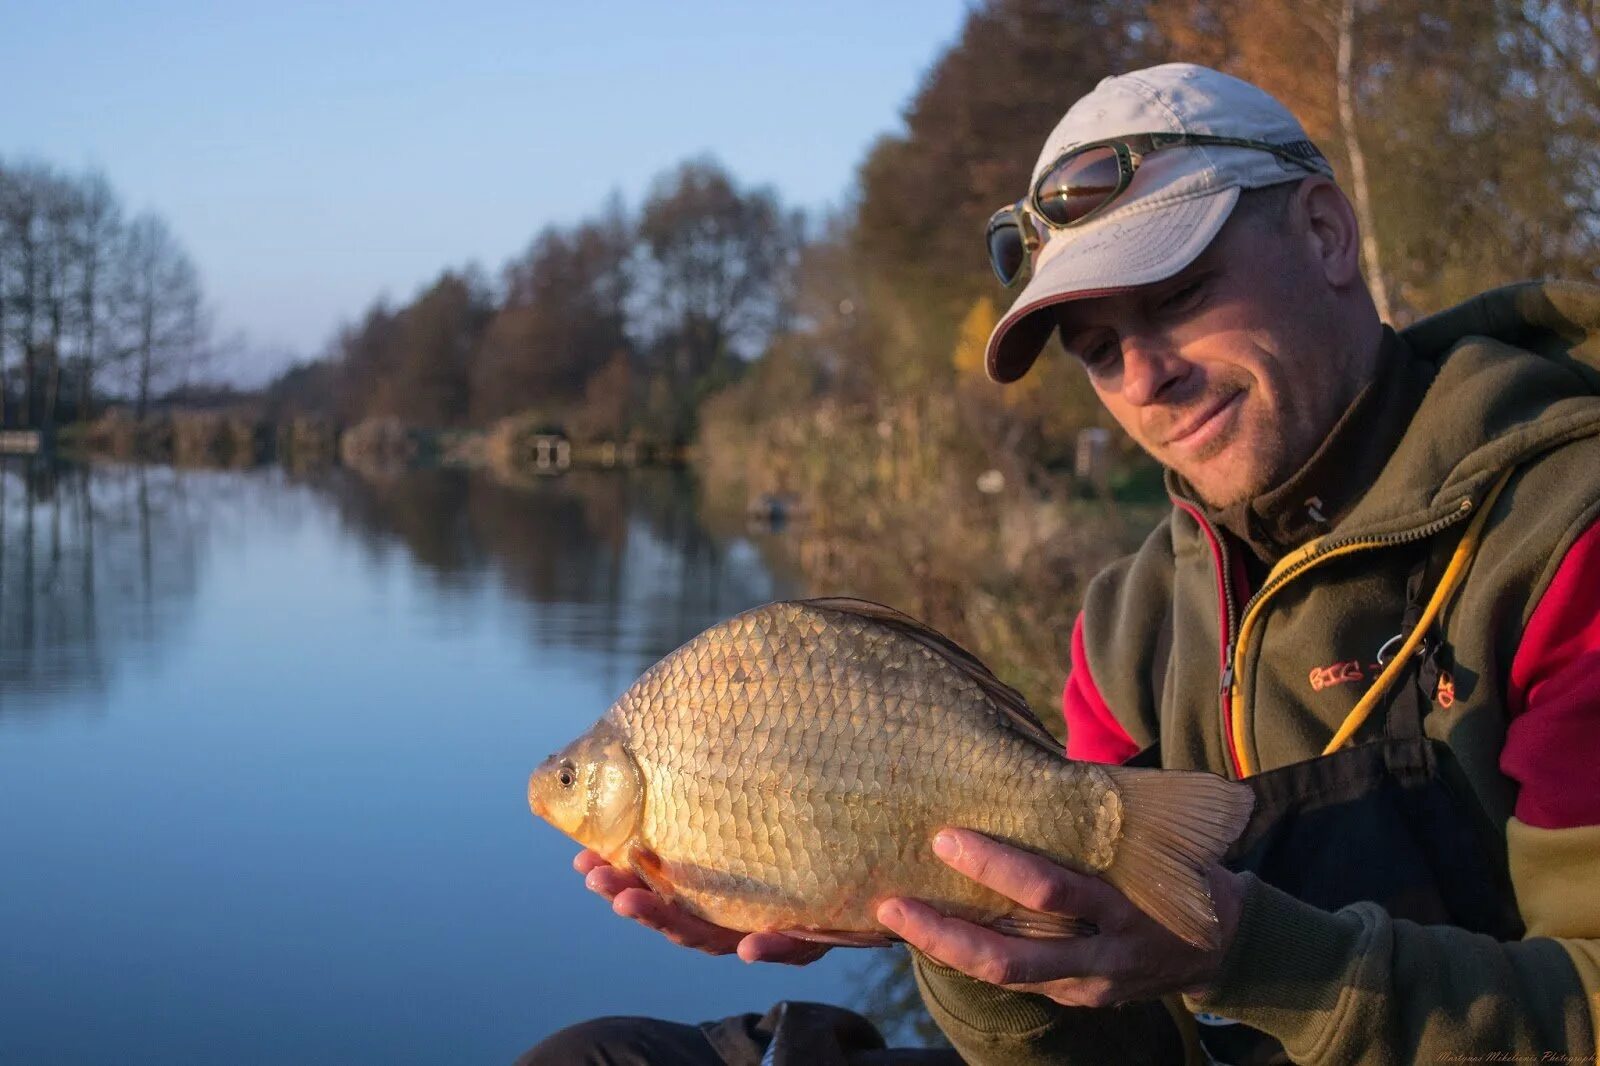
[1308,659,1368,691]
[1307,656,1456,707]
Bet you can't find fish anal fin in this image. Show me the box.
[1100,766,1256,951]
[990,909,1098,940]
[626,842,677,903]
[776,928,900,947]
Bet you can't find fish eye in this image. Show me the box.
[557,765,576,789]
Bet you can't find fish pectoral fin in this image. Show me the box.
[990,909,1099,939]
[626,843,677,902]
[776,928,900,947]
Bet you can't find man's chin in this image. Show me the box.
[1172,461,1266,510]
[1167,434,1279,509]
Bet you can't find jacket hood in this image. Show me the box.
[1333,281,1600,538]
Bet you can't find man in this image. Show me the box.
[525,64,1600,1064]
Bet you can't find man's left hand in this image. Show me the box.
[876,828,1245,1008]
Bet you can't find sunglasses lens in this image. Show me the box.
[1035,145,1122,227]
[987,220,1028,286]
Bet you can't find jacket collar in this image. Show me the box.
[1167,282,1600,546]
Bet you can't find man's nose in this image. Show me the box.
[1119,334,1189,406]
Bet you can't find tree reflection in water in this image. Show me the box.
[0,457,941,1044]
[319,465,794,693]
[0,457,206,717]
[325,462,940,1042]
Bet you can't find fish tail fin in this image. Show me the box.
[1099,766,1254,951]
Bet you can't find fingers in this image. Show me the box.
[572,849,610,876]
[584,863,647,901]
[878,897,1092,988]
[611,888,746,955]
[932,829,1119,921]
[737,932,831,966]
[572,849,824,965]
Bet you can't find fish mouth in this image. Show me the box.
[527,772,546,819]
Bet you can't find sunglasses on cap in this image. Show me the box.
[984,132,1330,288]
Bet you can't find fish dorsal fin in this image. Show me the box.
[795,597,1064,754]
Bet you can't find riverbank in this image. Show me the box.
[51,409,683,479]
[694,390,1166,728]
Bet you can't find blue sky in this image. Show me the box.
[4,1,972,384]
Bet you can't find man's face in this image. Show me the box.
[1052,200,1357,509]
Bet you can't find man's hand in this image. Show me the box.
[574,850,831,965]
[876,829,1244,1007]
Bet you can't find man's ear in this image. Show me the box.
[1294,178,1363,289]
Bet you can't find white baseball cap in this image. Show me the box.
[985,63,1333,383]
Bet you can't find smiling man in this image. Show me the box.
[524,64,1600,1066]
[882,63,1600,1065]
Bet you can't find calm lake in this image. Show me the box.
[0,458,902,1065]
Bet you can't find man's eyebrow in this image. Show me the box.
[1055,313,1101,349]
[1141,263,1214,305]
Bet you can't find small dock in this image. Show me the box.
[0,430,47,455]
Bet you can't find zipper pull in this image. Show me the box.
[1220,644,1236,693]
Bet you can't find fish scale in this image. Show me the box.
[530,598,1255,950]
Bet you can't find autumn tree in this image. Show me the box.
[327,301,399,424]
[633,158,803,443]
[380,269,492,428]
[471,214,632,424]
[568,350,634,442]
[1148,0,1600,320]
[854,0,1159,391]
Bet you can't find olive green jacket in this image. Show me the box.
[915,282,1600,1065]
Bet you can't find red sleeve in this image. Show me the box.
[1063,612,1141,764]
[1502,516,1600,829]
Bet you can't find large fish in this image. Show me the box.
[528,598,1253,950]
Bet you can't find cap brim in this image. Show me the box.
[985,186,1241,383]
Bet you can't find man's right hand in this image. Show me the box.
[574,850,832,965]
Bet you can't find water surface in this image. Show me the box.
[0,459,881,1065]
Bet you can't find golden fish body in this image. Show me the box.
[529,598,1252,949]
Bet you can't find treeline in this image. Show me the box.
[695,0,1600,716]
[707,0,1600,489]
[280,0,1600,468]
[267,160,803,447]
[0,160,208,431]
[720,0,1600,433]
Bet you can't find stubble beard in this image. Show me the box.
[1180,408,1290,511]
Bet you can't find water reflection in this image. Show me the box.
[0,460,786,719]
[0,458,205,716]
[320,466,789,694]
[1,459,935,1064]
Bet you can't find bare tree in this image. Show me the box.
[70,173,122,423]
[38,172,77,433]
[0,165,14,426]
[114,213,205,419]
[0,162,45,426]
[0,162,141,427]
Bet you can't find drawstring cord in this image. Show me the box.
[1321,468,1516,755]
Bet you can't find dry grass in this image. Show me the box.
[696,392,1163,728]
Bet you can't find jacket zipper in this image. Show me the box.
[1225,496,1477,776]
[1171,497,1241,776]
